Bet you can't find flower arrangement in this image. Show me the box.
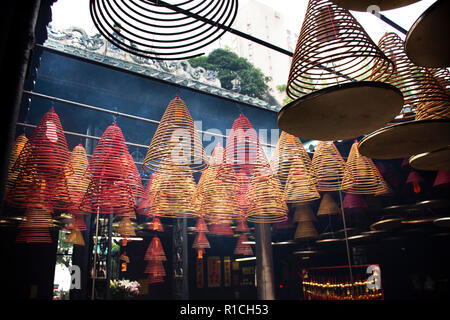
[110,279,140,299]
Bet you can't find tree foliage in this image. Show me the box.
[189,48,271,100]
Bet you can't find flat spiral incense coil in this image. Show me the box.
[330,0,421,11]
[359,33,450,160]
[405,0,450,68]
[80,123,140,215]
[278,0,401,141]
[311,141,353,191]
[409,146,450,171]
[270,131,316,187]
[5,134,28,195]
[344,141,387,195]
[89,0,238,60]
[246,171,288,223]
[143,95,207,175]
[285,156,321,204]
[7,109,74,210]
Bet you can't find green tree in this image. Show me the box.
[189,48,271,100]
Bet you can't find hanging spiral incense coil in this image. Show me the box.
[311,141,353,192]
[5,134,28,195]
[285,156,321,204]
[330,0,421,12]
[373,32,450,122]
[286,0,395,99]
[429,68,450,92]
[80,123,140,215]
[271,131,316,187]
[137,172,157,215]
[344,141,387,195]
[143,96,207,175]
[234,234,253,256]
[89,0,238,60]
[7,109,74,210]
[67,145,91,206]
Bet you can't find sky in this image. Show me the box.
[50,0,438,45]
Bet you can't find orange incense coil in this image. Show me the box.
[6,134,28,194]
[117,216,136,239]
[80,123,139,215]
[234,234,254,256]
[143,95,208,174]
[192,232,210,249]
[67,144,91,206]
[373,32,450,122]
[147,159,197,218]
[406,170,423,194]
[317,192,340,216]
[285,156,321,204]
[7,109,74,210]
[137,173,157,216]
[65,229,85,246]
[121,151,144,199]
[246,172,288,223]
[311,141,354,192]
[148,216,164,232]
[286,0,394,100]
[236,169,250,216]
[219,114,272,181]
[293,205,317,223]
[429,68,450,91]
[271,131,316,186]
[67,213,87,231]
[294,221,319,240]
[194,218,209,233]
[197,248,206,259]
[344,141,387,195]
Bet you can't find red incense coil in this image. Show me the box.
[194,218,209,233]
[122,151,144,199]
[192,232,210,249]
[137,173,157,216]
[7,109,74,210]
[343,193,368,210]
[145,236,167,261]
[212,220,234,236]
[148,216,164,232]
[235,218,250,233]
[406,170,423,194]
[80,123,138,215]
[234,233,254,256]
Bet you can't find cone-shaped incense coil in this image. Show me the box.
[148,159,198,218]
[246,172,288,223]
[373,32,450,122]
[195,218,209,233]
[285,156,321,204]
[406,170,423,193]
[220,114,272,180]
[236,169,250,215]
[67,145,91,206]
[143,95,208,174]
[235,218,250,233]
[120,253,130,264]
[137,173,157,215]
[7,109,74,210]
[430,68,450,92]
[271,131,316,186]
[373,163,394,196]
[343,193,367,210]
[234,234,254,256]
[148,216,164,232]
[192,232,210,249]
[122,152,144,199]
[312,141,353,191]
[293,205,317,223]
[80,123,139,215]
[286,0,394,99]
[145,236,167,261]
[212,220,234,236]
[434,170,450,187]
[67,214,87,231]
[294,221,319,240]
[117,216,136,239]
[317,192,340,216]
[344,142,387,194]
[6,134,28,194]
[145,260,166,277]
[65,229,85,246]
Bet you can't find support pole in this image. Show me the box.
[255,223,275,300]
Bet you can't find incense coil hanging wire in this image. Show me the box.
[343,141,387,195]
[270,131,316,187]
[89,0,238,60]
[373,32,450,122]
[311,141,353,191]
[7,109,74,210]
[286,0,395,99]
[143,95,208,175]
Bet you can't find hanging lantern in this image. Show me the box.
[7,108,74,210]
[311,141,353,192]
[344,141,387,195]
[143,95,208,174]
[271,131,316,186]
[80,123,140,215]
[317,192,340,216]
[406,170,424,194]
[278,0,401,141]
[359,32,450,160]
